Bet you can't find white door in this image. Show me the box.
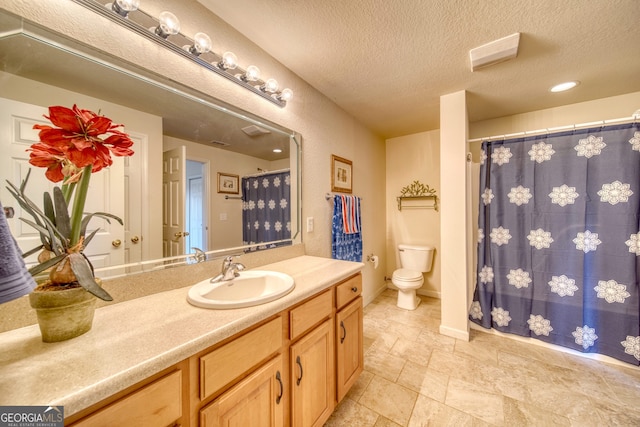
[0,98,125,268]
[124,132,148,265]
[162,146,186,257]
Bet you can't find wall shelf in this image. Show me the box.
[396,195,438,211]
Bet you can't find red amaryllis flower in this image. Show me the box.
[31,105,134,178]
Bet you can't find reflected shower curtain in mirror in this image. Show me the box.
[242,170,291,249]
[470,123,640,364]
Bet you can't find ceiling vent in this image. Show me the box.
[241,124,271,136]
[469,33,520,72]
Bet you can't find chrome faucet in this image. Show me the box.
[211,255,245,283]
[191,247,206,263]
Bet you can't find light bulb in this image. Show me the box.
[278,88,293,102]
[261,78,279,93]
[188,32,212,55]
[218,52,238,70]
[273,148,283,153]
[154,11,180,39]
[110,0,139,17]
[241,65,261,82]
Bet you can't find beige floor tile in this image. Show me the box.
[346,369,374,401]
[373,416,402,427]
[396,361,449,403]
[389,337,433,366]
[359,375,418,426]
[364,348,407,382]
[326,288,640,427]
[444,378,504,425]
[324,398,379,427]
[408,395,484,427]
[503,396,570,426]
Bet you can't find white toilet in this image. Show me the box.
[391,243,434,310]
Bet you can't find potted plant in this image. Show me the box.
[6,104,134,342]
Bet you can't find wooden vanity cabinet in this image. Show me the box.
[289,289,335,427]
[66,273,363,427]
[199,355,285,426]
[334,274,364,403]
[67,363,187,427]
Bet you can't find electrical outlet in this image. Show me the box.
[306,217,314,233]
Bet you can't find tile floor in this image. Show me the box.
[324,289,640,426]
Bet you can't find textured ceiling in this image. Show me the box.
[197,0,640,138]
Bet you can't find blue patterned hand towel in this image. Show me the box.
[0,201,36,304]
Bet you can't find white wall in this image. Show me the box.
[385,130,441,297]
[2,0,388,302]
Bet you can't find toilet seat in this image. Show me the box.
[392,268,422,282]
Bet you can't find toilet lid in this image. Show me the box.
[392,268,423,281]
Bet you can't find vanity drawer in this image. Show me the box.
[336,274,362,310]
[200,316,283,400]
[289,289,333,340]
[71,370,182,427]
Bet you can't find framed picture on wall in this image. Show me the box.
[331,155,352,193]
[217,172,239,194]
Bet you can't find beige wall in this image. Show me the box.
[385,130,441,297]
[2,0,388,304]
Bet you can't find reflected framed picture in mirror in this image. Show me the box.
[218,172,240,194]
[331,155,352,193]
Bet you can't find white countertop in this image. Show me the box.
[0,255,364,416]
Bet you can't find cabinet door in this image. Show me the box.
[200,355,285,427]
[290,319,334,427]
[336,297,363,402]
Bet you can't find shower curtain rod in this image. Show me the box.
[467,113,639,143]
[242,168,290,178]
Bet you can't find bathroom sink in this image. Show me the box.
[187,270,295,309]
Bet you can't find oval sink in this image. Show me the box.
[187,270,295,309]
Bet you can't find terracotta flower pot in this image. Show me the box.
[29,285,97,343]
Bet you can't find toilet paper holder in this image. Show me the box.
[366,254,379,269]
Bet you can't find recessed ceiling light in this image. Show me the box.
[550,81,580,93]
[273,148,282,153]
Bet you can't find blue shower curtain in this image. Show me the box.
[242,170,291,249]
[470,123,640,364]
[331,194,363,262]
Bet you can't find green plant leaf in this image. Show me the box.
[68,252,113,301]
[80,212,123,239]
[22,244,45,259]
[28,253,66,276]
[52,187,71,240]
[43,191,55,224]
[82,228,100,247]
[18,217,62,256]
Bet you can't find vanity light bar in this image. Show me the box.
[72,0,292,107]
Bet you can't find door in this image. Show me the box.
[162,146,186,257]
[200,355,284,427]
[290,319,334,427]
[0,97,124,268]
[124,132,148,265]
[336,297,364,402]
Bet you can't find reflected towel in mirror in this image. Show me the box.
[0,201,36,304]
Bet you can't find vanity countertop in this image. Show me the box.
[0,255,364,416]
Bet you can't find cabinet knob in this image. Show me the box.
[351,287,358,292]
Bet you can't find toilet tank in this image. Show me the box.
[398,244,434,272]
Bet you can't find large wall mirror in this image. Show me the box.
[0,11,301,278]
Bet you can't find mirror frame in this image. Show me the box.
[0,11,302,277]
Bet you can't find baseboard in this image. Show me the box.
[439,324,469,341]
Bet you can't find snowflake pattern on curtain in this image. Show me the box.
[471,123,640,364]
[242,171,291,250]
